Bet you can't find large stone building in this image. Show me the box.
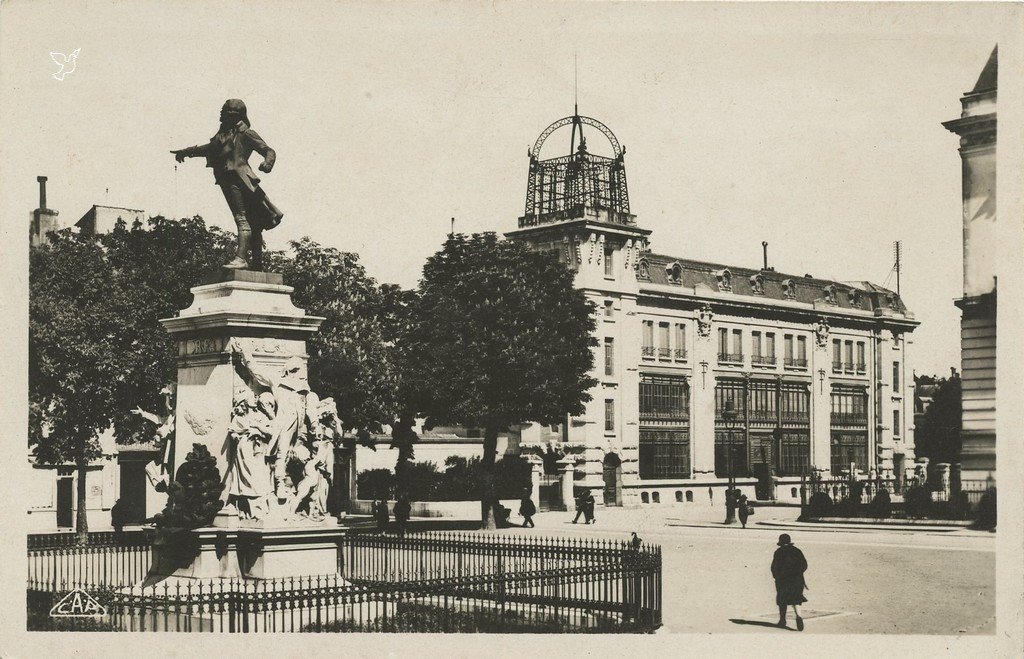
[510,113,917,507]
[943,47,997,481]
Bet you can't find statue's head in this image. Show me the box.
[220,99,249,126]
[232,383,256,415]
[280,357,309,392]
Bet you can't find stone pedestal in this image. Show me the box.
[237,523,345,579]
[557,457,576,511]
[158,269,324,480]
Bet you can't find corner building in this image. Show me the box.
[508,113,918,507]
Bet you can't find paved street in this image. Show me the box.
[480,506,996,635]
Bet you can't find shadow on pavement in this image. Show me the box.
[729,618,791,630]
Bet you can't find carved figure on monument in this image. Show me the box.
[228,339,315,500]
[131,384,176,491]
[286,393,339,521]
[171,99,283,271]
[224,383,275,519]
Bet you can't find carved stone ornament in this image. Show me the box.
[637,258,650,280]
[574,236,583,264]
[666,261,682,284]
[781,278,796,299]
[715,269,732,292]
[749,273,765,295]
[697,303,714,338]
[823,284,838,306]
[814,318,830,348]
[184,408,215,436]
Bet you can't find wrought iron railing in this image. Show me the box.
[784,358,808,369]
[832,361,843,372]
[641,346,654,358]
[751,355,776,366]
[717,353,743,364]
[27,531,663,633]
[673,349,687,361]
[656,348,671,360]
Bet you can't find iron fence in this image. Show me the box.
[27,531,662,633]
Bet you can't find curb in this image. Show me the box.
[755,519,982,533]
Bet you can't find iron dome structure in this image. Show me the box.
[520,112,634,227]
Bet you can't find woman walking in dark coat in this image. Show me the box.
[771,533,808,630]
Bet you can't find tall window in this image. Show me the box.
[752,331,762,358]
[784,334,794,362]
[749,380,778,421]
[893,409,901,437]
[715,379,747,420]
[732,329,743,360]
[780,382,810,422]
[642,320,654,358]
[832,339,842,372]
[797,336,807,365]
[831,431,868,474]
[639,430,690,479]
[658,322,670,359]
[604,399,615,432]
[718,327,729,360]
[640,375,689,421]
[604,246,614,278]
[604,338,614,376]
[831,387,868,425]
[844,340,854,372]
[856,341,866,373]
[714,431,747,477]
[603,300,614,317]
[779,431,811,476]
[674,323,687,360]
[766,333,776,363]
[892,361,900,390]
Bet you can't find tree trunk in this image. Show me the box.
[75,442,89,544]
[480,425,499,529]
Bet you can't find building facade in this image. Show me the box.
[943,47,997,481]
[509,113,917,506]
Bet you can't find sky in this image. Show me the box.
[0,1,1013,377]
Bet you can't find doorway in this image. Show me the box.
[119,461,147,524]
[603,453,622,507]
[56,476,73,528]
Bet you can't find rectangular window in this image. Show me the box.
[844,340,854,372]
[639,430,691,479]
[784,334,794,361]
[674,323,687,360]
[604,399,615,432]
[797,336,807,362]
[830,386,868,425]
[717,327,729,362]
[658,322,670,360]
[778,432,811,476]
[604,246,614,278]
[832,339,842,372]
[752,331,762,357]
[893,409,901,437]
[603,300,614,317]
[714,430,748,477]
[604,338,614,376]
[640,374,690,421]
[830,431,869,474]
[732,329,743,358]
[856,341,866,373]
[766,333,776,363]
[642,320,654,358]
[715,379,746,420]
[780,382,810,423]
[749,380,778,422]
[892,361,900,391]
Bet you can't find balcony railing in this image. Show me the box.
[718,352,743,364]
[657,347,671,360]
[674,349,687,361]
[751,355,777,366]
[832,361,843,372]
[831,412,868,425]
[855,363,866,374]
[784,358,808,369]
[843,362,855,373]
[642,346,654,359]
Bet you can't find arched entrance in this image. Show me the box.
[603,453,622,507]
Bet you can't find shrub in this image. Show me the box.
[357,468,394,500]
[806,491,833,518]
[867,489,892,519]
[903,484,931,519]
[975,487,997,529]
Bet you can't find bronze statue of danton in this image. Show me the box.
[172,99,283,270]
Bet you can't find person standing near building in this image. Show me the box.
[771,533,808,631]
[393,495,411,539]
[374,498,390,533]
[572,492,586,524]
[737,493,750,529]
[519,491,537,528]
[583,490,596,524]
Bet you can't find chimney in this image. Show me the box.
[37,175,47,210]
[762,241,768,270]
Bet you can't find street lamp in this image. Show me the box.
[722,401,738,524]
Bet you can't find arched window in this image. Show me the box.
[641,492,650,504]
[685,490,694,502]
[652,492,661,503]
[675,491,683,502]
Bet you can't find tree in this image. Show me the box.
[915,373,962,464]
[30,217,235,540]
[268,238,402,439]
[403,233,597,527]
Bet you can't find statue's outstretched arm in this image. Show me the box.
[245,129,276,172]
[131,407,163,426]
[228,338,273,388]
[170,142,211,163]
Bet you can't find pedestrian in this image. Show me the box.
[629,531,642,551]
[583,490,596,524]
[738,493,750,529]
[393,495,411,539]
[374,498,389,534]
[519,492,537,528]
[771,533,808,631]
[572,492,586,524]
